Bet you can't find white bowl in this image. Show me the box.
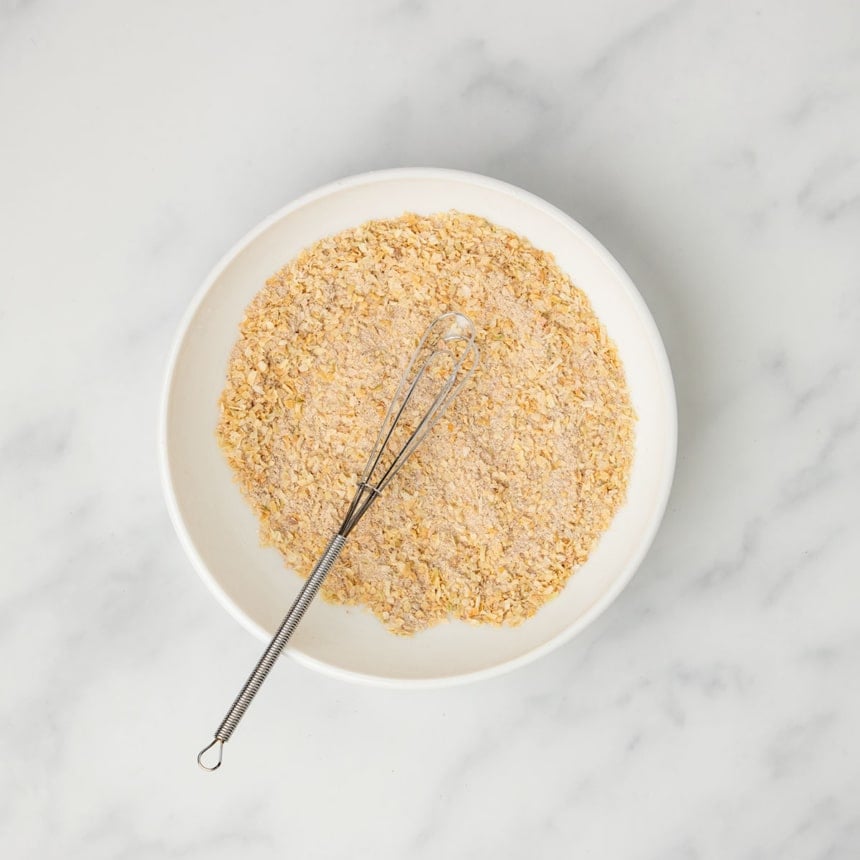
[160,168,676,687]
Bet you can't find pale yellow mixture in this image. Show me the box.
[217,211,635,634]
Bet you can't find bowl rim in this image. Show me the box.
[159,166,677,688]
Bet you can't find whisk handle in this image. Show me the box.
[197,533,347,770]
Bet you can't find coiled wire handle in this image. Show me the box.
[197,534,346,770]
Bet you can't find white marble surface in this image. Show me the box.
[2,0,859,856]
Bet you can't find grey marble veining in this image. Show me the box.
[1,0,859,857]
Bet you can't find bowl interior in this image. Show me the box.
[162,170,675,685]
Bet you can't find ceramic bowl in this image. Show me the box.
[160,168,676,687]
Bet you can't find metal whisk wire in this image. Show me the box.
[198,312,478,770]
[339,312,477,536]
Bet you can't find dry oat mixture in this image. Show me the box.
[217,211,635,634]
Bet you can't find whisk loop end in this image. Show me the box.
[198,312,479,770]
[197,738,224,771]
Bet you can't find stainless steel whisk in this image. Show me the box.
[198,312,479,770]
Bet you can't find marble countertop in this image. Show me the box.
[2,0,859,857]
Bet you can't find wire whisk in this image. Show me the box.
[198,312,479,770]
